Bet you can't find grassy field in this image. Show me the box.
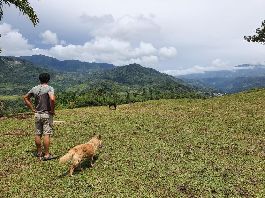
[0,89,264,197]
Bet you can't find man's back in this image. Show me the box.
[28,84,54,113]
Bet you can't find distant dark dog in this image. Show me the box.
[59,134,102,176]
[108,102,117,110]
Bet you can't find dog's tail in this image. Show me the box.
[59,150,74,164]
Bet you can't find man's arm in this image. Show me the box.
[49,93,55,115]
[23,94,36,113]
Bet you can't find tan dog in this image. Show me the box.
[59,134,102,176]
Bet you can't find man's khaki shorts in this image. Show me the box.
[34,113,53,135]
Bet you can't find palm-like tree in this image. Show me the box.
[0,0,39,26]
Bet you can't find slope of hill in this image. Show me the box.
[1,89,264,197]
[0,56,50,95]
[18,55,195,94]
[1,56,199,95]
[177,64,265,93]
[90,63,193,91]
[0,56,204,113]
[54,63,203,109]
[0,56,89,95]
[20,54,115,73]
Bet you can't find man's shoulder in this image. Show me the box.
[48,85,54,89]
[29,84,54,95]
[48,85,54,92]
[28,85,41,93]
[32,85,41,89]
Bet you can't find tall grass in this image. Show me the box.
[0,90,264,197]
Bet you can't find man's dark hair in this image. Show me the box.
[39,73,50,83]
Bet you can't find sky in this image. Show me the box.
[0,0,265,75]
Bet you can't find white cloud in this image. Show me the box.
[159,47,177,58]
[40,30,59,45]
[163,59,234,76]
[0,21,177,67]
[2,0,265,73]
[141,55,159,66]
[32,37,173,67]
[80,14,114,27]
[211,58,229,67]
[134,42,157,56]
[0,23,33,55]
[80,14,161,43]
[0,23,13,35]
[163,65,209,76]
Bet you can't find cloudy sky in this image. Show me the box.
[0,0,265,75]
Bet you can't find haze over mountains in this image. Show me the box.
[176,64,265,93]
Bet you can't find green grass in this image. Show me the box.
[0,95,21,100]
[0,90,264,197]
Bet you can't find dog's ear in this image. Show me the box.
[98,134,102,140]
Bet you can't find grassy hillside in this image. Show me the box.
[0,56,203,115]
[20,55,115,73]
[0,89,264,197]
[0,56,94,95]
[0,57,49,95]
[1,56,201,103]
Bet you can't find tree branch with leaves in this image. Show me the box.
[0,0,39,26]
[244,20,265,45]
[0,0,39,52]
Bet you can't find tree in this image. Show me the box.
[0,0,39,51]
[244,20,265,45]
[0,0,39,26]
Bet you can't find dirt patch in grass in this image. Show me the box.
[4,129,30,136]
[178,183,197,197]
[7,113,32,120]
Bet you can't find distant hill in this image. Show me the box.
[20,54,115,73]
[93,63,190,87]
[177,64,265,93]
[1,55,204,107]
[72,63,198,96]
[0,56,90,95]
[0,56,206,113]
[0,56,50,95]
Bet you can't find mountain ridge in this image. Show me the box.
[0,56,199,99]
[20,54,115,73]
[177,64,265,93]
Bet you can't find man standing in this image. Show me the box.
[23,73,55,160]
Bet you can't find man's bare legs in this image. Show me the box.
[43,134,50,158]
[35,135,42,157]
[35,134,50,158]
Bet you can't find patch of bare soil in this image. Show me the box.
[4,129,30,136]
[8,113,33,120]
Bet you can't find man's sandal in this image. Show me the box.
[42,154,57,161]
[37,153,43,157]
[32,152,43,160]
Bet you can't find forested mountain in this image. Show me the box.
[20,55,115,73]
[88,63,193,90]
[65,63,200,105]
[0,55,204,113]
[0,56,50,95]
[177,64,265,93]
[1,56,197,96]
[0,56,89,95]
